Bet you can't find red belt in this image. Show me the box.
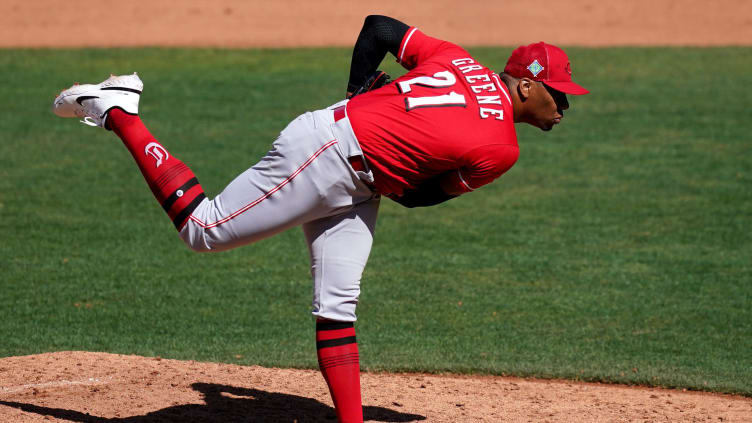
[333,105,366,173]
[333,105,346,122]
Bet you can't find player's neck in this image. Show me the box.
[499,73,524,123]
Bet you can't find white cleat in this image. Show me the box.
[53,73,143,128]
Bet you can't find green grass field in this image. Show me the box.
[1,46,750,396]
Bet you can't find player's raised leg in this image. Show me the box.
[53,74,375,254]
[53,73,206,230]
[303,197,380,423]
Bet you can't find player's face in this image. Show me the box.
[534,83,569,131]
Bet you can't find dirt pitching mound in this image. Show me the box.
[0,352,750,422]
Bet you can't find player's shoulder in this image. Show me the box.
[397,27,471,69]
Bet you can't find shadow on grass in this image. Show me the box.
[0,382,426,422]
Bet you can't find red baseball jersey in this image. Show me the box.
[346,27,519,197]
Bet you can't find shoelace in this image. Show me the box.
[80,116,99,127]
[79,103,104,127]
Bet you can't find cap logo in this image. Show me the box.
[527,59,544,78]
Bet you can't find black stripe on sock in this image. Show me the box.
[318,353,360,367]
[316,321,354,331]
[101,86,142,94]
[316,336,357,350]
[172,193,206,229]
[161,177,200,213]
[319,352,359,362]
[153,163,188,192]
[319,359,360,370]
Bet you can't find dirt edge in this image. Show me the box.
[0,351,750,422]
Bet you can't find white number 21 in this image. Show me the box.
[397,71,467,111]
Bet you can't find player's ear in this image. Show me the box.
[517,78,534,101]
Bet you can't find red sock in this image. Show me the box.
[316,321,363,423]
[107,108,205,230]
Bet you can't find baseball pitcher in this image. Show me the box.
[53,15,587,423]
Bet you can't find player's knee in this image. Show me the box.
[185,240,212,253]
[178,212,217,253]
[180,219,246,253]
[179,223,213,253]
[176,197,228,253]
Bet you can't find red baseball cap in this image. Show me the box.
[504,42,589,95]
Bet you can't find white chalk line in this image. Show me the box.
[0,377,112,395]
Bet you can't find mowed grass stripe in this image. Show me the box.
[0,47,749,395]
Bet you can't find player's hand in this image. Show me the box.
[347,70,391,99]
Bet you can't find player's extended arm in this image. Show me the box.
[392,173,462,208]
[346,15,409,97]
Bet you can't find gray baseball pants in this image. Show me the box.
[179,100,379,322]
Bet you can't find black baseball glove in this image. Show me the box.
[347,70,391,99]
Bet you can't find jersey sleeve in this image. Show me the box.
[443,144,520,194]
[396,27,469,70]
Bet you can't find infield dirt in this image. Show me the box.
[3,0,752,47]
[1,352,751,422]
[2,1,751,421]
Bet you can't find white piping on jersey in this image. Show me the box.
[189,140,339,229]
[492,73,513,108]
[457,169,475,191]
[399,28,419,63]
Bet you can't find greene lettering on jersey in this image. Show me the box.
[347,27,519,197]
[452,58,509,121]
